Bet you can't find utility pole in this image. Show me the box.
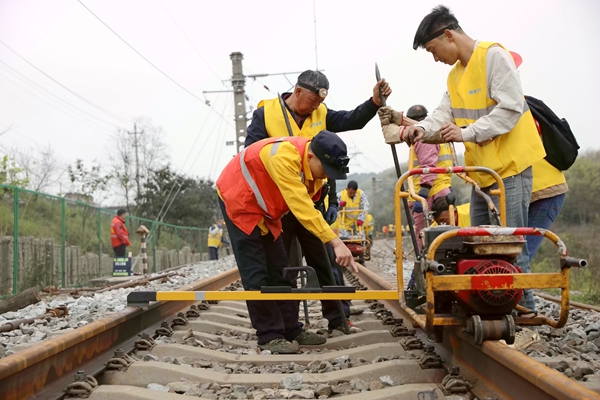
[128,123,143,197]
[230,52,247,153]
[203,52,313,154]
[372,176,377,212]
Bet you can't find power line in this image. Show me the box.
[158,92,231,223]
[76,0,234,129]
[153,91,224,223]
[156,0,227,89]
[0,40,130,124]
[0,70,117,136]
[0,60,122,129]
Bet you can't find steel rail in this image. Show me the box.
[0,268,240,400]
[351,263,600,400]
[535,290,600,313]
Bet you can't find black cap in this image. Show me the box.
[310,130,349,180]
[431,193,456,217]
[297,70,329,99]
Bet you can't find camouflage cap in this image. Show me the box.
[297,70,329,99]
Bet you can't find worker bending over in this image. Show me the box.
[245,70,391,332]
[216,130,357,354]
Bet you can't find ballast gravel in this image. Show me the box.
[0,257,236,358]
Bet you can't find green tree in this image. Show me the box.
[67,159,112,201]
[0,154,29,192]
[136,165,218,229]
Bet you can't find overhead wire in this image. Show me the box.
[0,60,122,130]
[151,93,221,223]
[0,70,117,136]
[159,90,232,223]
[0,40,130,124]
[77,0,240,227]
[156,0,228,89]
[76,0,234,129]
[155,0,234,180]
[208,92,231,180]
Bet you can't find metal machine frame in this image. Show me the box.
[394,165,586,337]
[336,209,372,263]
[126,164,586,344]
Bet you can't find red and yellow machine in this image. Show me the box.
[335,209,372,264]
[396,163,587,344]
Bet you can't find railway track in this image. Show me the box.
[1,250,599,399]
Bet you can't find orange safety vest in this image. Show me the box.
[110,215,131,247]
[216,136,318,239]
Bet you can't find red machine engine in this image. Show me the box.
[454,259,523,315]
[345,243,364,256]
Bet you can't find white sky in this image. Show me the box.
[1,0,598,202]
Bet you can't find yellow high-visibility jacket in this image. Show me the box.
[447,41,545,187]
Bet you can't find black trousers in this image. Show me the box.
[281,213,349,330]
[219,198,303,345]
[113,244,127,257]
[209,247,219,260]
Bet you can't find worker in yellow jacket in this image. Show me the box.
[377,5,545,311]
[337,180,370,233]
[207,220,229,260]
[431,198,471,228]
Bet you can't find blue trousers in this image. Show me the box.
[470,167,536,310]
[527,193,566,262]
[209,247,219,260]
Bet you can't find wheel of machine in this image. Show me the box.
[364,240,372,261]
[502,314,516,345]
[470,315,484,345]
[466,314,516,345]
[358,254,365,264]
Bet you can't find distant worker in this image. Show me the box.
[382,225,389,236]
[405,105,453,250]
[110,209,131,257]
[365,213,374,239]
[216,130,357,354]
[338,181,370,232]
[388,224,395,237]
[207,220,230,260]
[245,70,391,333]
[431,197,471,227]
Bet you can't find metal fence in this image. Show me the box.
[0,184,212,295]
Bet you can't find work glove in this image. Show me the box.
[357,220,364,226]
[339,200,347,207]
[325,206,338,224]
[413,201,424,214]
[380,123,407,145]
[412,187,431,214]
[378,106,404,126]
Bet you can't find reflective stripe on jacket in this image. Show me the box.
[447,41,545,187]
[260,98,327,138]
[216,136,329,241]
[408,143,453,201]
[110,215,131,247]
